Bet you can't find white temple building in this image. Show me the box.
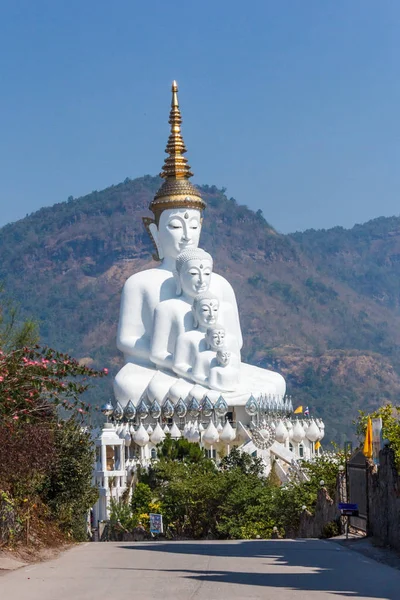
[92,82,326,523]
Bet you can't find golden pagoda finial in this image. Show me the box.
[160,80,193,180]
[147,81,206,226]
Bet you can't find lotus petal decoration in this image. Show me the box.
[133,423,149,447]
[113,401,124,421]
[292,420,305,443]
[305,420,320,442]
[183,420,192,439]
[275,419,289,443]
[124,400,136,421]
[201,396,214,418]
[219,420,236,444]
[202,420,219,445]
[190,421,200,443]
[245,395,258,416]
[170,422,182,439]
[146,424,154,434]
[163,423,170,434]
[214,396,228,418]
[149,399,162,420]
[137,397,149,420]
[175,397,187,418]
[124,425,132,447]
[150,423,165,445]
[161,397,175,419]
[187,396,200,418]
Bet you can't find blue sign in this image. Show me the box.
[338,502,359,516]
[338,503,358,510]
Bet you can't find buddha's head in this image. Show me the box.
[175,248,213,298]
[143,82,206,264]
[192,292,220,330]
[216,349,231,367]
[206,324,226,350]
[144,207,202,263]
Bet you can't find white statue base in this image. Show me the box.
[114,361,285,407]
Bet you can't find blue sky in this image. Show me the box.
[0,0,399,233]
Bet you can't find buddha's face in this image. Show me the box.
[156,208,202,260]
[206,327,226,350]
[180,258,213,297]
[194,297,219,328]
[217,350,231,366]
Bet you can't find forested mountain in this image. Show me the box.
[2,175,400,443]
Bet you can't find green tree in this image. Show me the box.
[131,482,152,515]
[41,419,98,541]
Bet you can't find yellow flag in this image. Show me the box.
[315,440,321,450]
[294,406,303,414]
[363,417,373,459]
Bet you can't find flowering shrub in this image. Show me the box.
[0,345,107,425]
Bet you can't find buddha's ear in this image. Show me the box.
[143,217,163,261]
[192,304,199,329]
[174,270,182,296]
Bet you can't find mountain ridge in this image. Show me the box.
[2,175,400,443]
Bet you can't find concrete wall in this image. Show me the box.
[297,487,342,538]
[297,447,400,547]
[367,446,400,549]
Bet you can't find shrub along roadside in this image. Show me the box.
[109,440,345,540]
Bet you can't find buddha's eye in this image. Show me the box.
[168,220,182,229]
[189,270,198,276]
[204,269,211,276]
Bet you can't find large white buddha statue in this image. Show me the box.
[114,81,285,407]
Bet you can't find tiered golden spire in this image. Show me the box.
[149,81,205,222]
[160,80,193,180]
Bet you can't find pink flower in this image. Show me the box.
[103,368,109,375]
[0,376,3,382]
[12,415,19,420]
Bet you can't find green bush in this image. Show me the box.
[322,520,339,538]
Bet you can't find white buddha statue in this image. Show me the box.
[173,291,240,392]
[114,81,242,405]
[172,292,220,380]
[150,248,213,371]
[114,80,286,407]
[202,325,240,392]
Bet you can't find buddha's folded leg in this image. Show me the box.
[146,370,180,404]
[113,363,157,406]
[168,378,194,403]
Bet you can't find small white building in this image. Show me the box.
[92,401,325,523]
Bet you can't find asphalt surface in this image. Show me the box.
[1,539,400,599]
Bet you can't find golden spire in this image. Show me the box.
[148,81,206,223]
[160,80,193,180]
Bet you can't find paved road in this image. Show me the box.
[1,539,400,599]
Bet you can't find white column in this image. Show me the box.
[101,443,107,472]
